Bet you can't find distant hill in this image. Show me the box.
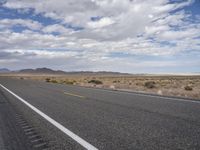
[64,71,130,76]
[18,68,66,74]
[0,68,10,73]
[16,67,130,75]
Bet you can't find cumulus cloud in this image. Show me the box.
[87,17,115,29]
[0,19,43,30]
[42,24,74,34]
[0,0,200,72]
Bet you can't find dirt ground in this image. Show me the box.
[2,74,200,100]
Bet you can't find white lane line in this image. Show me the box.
[0,84,98,150]
[77,85,200,104]
[107,89,200,104]
[128,92,200,104]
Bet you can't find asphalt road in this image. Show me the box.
[0,84,36,150]
[0,77,200,150]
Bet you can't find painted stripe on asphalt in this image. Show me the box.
[106,89,200,104]
[64,92,85,98]
[0,84,98,150]
[69,85,200,104]
[134,93,200,103]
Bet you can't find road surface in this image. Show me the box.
[0,77,200,150]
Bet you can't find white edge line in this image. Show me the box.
[75,85,200,104]
[133,92,200,103]
[107,89,200,104]
[0,84,98,150]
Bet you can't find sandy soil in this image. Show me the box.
[1,74,200,100]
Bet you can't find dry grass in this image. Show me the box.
[1,73,200,100]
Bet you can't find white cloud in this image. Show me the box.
[145,25,169,35]
[158,28,199,40]
[1,0,200,72]
[87,17,115,29]
[0,19,42,30]
[42,24,74,35]
[153,0,194,13]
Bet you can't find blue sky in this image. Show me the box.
[0,0,200,73]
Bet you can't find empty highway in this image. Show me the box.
[0,77,200,150]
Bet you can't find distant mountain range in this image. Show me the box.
[19,68,66,74]
[0,68,10,73]
[1,68,199,75]
[0,67,130,75]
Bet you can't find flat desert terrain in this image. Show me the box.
[2,74,200,100]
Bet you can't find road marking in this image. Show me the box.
[0,84,98,150]
[28,134,40,139]
[33,142,47,148]
[105,89,200,104]
[31,138,42,143]
[75,85,200,103]
[24,128,34,132]
[124,92,200,104]
[64,92,85,98]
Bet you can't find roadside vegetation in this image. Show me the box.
[144,81,156,89]
[45,78,76,85]
[184,85,193,91]
[88,79,103,85]
[8,74,200,100]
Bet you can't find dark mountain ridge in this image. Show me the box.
[18,68,66,74]
[0,68,10,73]
[0,67,131,75]
[17,68,130,75]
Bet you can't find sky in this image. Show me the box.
[0,0,200,73]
